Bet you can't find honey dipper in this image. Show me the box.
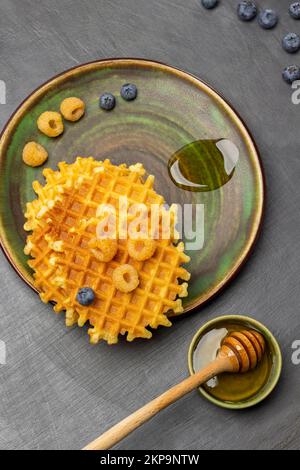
[83,329,265,450]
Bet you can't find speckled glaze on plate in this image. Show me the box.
[0,59,264,315]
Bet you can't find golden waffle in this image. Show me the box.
[24,157,190,344]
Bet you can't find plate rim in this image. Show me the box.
[0,57,265,315]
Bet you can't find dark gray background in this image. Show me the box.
[0,0,299,450]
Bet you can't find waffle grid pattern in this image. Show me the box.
[25,158,190,344]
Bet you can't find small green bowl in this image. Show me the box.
[188,315,282,409]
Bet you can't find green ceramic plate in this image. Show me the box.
[0,59,264,315]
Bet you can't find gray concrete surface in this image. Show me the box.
[0,0,299,450]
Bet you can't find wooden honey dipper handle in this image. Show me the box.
[83,329,265,451]
[83,355,233,451]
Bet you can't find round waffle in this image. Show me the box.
[24,157,190,344]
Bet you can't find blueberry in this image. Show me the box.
[282,65,300,84]
[99,93,116,111]
[120,83,138,101]
[258,9,278,29]
[76,287,95,306]
[237,1,257,21]
[289,2,300,19]
[201,0,218,9]
[282,33,300,53]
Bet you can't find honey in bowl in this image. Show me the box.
[192,322,274,403]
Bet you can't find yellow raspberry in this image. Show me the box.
[128,238,157,261]
[112,264,139,293]
[37,111,64,137]
[22,141,48,167]
[89,238,118,262]
[60,97,85,122]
